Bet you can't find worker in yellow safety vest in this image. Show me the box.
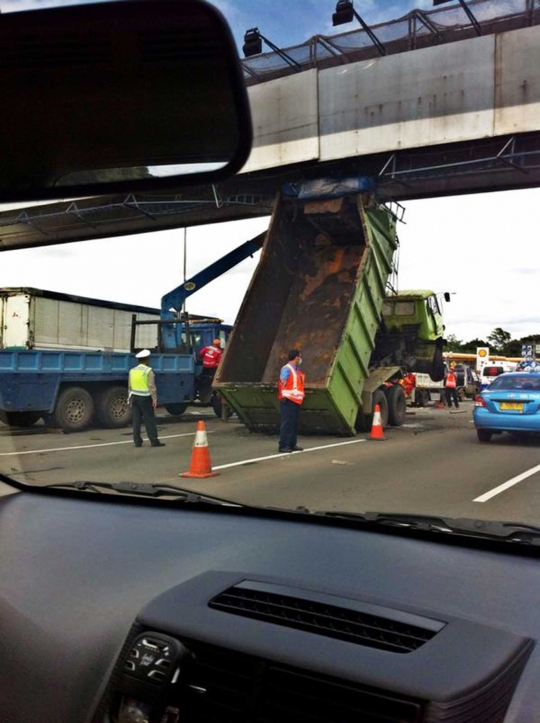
[128,349,165,448]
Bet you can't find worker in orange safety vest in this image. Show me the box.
[278,348,305,453]
[444,364,459,409]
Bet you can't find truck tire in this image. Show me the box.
[211,393,222,418]
[415,389,428,408]
[165,403,188,416]
[429,339,446,382]
[211,393,235,419]
[356,389,389,432]
[95,386,131,428]
[385,384,406,427]
[0,410,41,427]
[53,387,94,432]
[458,387,466,402]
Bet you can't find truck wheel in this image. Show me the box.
[0,411,41,427]
[165,403,188,416]
[429,340,446,382]
[211,393,222,418]
[416,389,428,408]
[53,387,94,432]
[95,386,131,428]
[385,385,406,427]
[458,387,466,402]
[356,389,389,432]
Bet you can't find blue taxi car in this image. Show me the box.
[474,372,540,442]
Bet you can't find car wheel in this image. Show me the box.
[477,429,492,443]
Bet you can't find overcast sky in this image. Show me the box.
[0,0,535,344]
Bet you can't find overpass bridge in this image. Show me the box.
[2,0,540,250]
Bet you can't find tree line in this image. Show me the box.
[446,328,539,357]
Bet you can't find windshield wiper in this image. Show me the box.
[40,480,243,507]
[313,510,540,546]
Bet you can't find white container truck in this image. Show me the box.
[0,287,160,352]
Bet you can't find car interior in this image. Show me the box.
[2,2,540,723]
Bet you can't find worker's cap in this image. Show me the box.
[135,349,151,359]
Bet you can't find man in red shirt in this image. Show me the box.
[199,338,223,379]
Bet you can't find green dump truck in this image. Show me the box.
[214,192,444,436]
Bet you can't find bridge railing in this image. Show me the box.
[242,0,540,85]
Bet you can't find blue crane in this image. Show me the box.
[159,231,266,350]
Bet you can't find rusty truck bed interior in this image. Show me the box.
[218,196,367,386]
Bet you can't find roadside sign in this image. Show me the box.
[476,347,489,373]
[522,344,533,360]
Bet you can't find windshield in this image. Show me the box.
[483,366,505,378]
[489,375,540,391]
[382,300,416,317]
[2,0,540,538]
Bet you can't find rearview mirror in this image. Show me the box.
[444,292,451,302]
[0,0,252,201]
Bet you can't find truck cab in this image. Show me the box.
[188,323,232,356]
[374,290,446,381]
[381,290,445,343]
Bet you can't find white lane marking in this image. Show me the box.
[0,431,203,457]
[213,439,366,471]
[473,462,540,503]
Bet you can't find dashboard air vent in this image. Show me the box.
[183,641,423,723]
[209,584,438,654]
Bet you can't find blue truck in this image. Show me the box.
[0,233,264,431]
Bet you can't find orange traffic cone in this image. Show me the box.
[370,404,386,441]
[180,421,220,478]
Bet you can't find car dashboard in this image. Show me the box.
[1,487,540,723]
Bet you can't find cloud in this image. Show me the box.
[0,216,270,324]
[511,268,539,276]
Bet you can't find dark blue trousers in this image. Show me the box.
[279,399,300,450]
[132,395,158,445]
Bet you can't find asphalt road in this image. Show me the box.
[2,401,540,525]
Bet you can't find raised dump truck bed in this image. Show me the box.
[215,192,398,436]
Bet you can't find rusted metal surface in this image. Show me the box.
[260,196,366,385]
[262,244,365,385]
